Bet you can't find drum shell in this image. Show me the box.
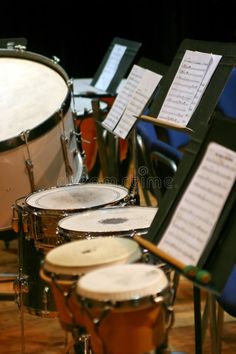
[14,198,57,317]
[76,263,170,354]
[0,49,82,231]
[79,297,166,354]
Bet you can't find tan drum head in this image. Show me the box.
[26,183,128,211]
[58,206,158,235]
[0,56,68,142]
[77,263,168,301]
[43,237,142,275]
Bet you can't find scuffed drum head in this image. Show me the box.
[26,183,129,212]
[58,206,158,236]
[43,237,142,275]
[77,263,168,302]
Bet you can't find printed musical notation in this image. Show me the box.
[102,65,162,138]
[158,142,236,265]
[94,44,127,91]
[158,50,222,127]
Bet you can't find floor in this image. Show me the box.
[0,238,236,354]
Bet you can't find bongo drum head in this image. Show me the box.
[58,206,158,236]
[77,263,168,302]
[43,237,142,275]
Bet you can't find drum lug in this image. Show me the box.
[11,205,19,233]
[152,295,164,304]
[13,274,29,294]
[60,134,74,181]
[52,56,60,64]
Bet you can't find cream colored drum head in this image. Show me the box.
[77,263,168,301]
[72,96,107,116]
[43,237,142,275]
[0,57,67,142]
[26,183,128,211]
[58,206,158,235]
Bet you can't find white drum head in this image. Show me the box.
[43,237,142,275]
[26,183,128,211]
[72,96,107,116]
[0,56,68,142]
[58,206,158,235]
[77,264,168,301]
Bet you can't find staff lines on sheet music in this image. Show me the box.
[162,102,186,112]
[184,196,216,218]
[161,239,196,262]
[170,227,201,252]
[178,207,212,234]
[191,183,226,206]
[174,216,208,242]
[205,157,236,174]
[177,73,205,82]
[172,82,199,91]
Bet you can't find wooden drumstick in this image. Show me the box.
[133,234,211,285]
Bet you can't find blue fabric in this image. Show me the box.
[136,121,183,163]
[166,129,190,149]
[217,68,236,119]
[218,265,236,317]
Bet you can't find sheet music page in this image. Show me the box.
[94,44,127,91]
[114,69,162,139]
[157,50,222,127]
[102,65,144,131]
[189,53,222,115]
[158,142,236,266]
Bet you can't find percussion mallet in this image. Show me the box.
[133,234,211,285]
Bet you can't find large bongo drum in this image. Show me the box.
[76,263,170,354]
[0,49,82,231]
[23,183,129,251]
[57,206,158,241]
[40,237,142,334]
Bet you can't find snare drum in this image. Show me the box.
[40,237,142,333]
[0,49,82,231]
[58,206,158,241]
[13,198,57,317]
[24,183,129,251]
[77,263,169,354]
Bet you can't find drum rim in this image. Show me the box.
[0,49,71,152]
[25,183,129,212]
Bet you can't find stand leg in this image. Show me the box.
[193,286,203,354]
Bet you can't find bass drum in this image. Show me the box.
[0,49,82,231]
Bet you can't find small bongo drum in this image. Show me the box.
[40,237,142,334]
[76,263,170,354]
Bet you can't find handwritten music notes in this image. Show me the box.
[158,142,236,266]
[158,50,222,127]
[102,65,162,138]
[94,44,127,91]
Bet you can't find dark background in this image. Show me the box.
[1,1,236,78]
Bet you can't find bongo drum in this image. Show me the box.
[24,183,129,251]
[0,49,82,231]
[57,206,158,241]
[76,263,170,354]
[40,237,142,334]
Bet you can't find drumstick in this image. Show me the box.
[133,235,211,285]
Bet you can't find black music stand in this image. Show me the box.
[134,39,236,354]
[91,37,142,95]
